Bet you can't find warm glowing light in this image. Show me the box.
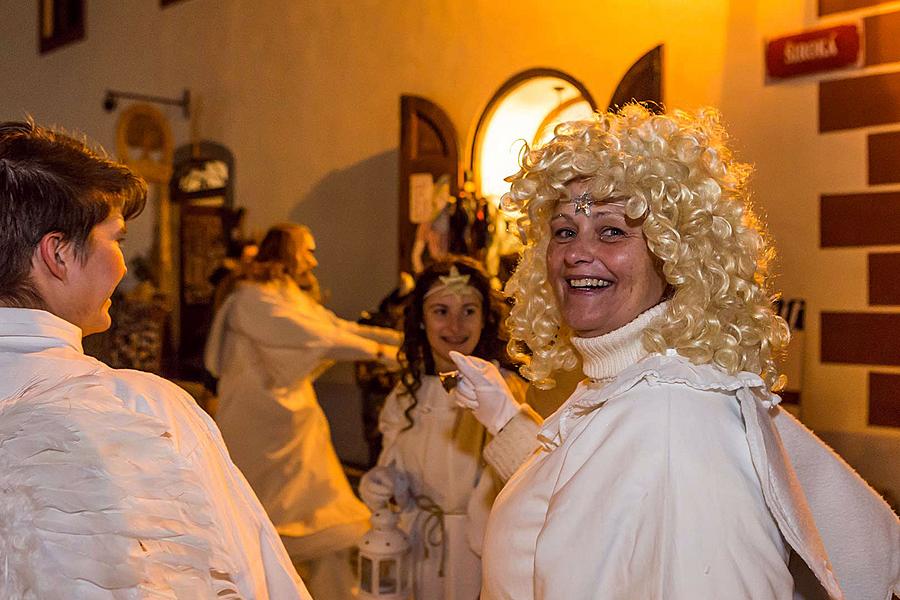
[475,76,594,276]
[478,77,593,204]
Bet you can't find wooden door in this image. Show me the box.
[608,45,664,111]
[398,95,459,273]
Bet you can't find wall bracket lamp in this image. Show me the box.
[103,88,191,119]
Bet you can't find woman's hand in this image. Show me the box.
[376,343,401,371]
[359,464,410,510]
[449,351,520,436]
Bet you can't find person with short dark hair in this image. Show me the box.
[0,120,311,599]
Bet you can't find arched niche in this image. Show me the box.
[397,52,663,276]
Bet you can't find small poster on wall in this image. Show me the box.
[409,172,435,223]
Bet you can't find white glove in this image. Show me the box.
[449,350,520,436]
[359,464,410,510]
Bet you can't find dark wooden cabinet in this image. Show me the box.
[171,142,239,381]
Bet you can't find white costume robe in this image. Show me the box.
[481,305,899,600]
[204,279,400,560]
[0,307,310,599]
[375,373,527,600]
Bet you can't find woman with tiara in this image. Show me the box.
[359,256,531,600]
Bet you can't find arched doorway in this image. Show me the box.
[468,69,596,277]
[470,68,597,202]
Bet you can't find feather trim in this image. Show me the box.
[0,376,243,599]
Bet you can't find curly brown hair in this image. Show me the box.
[397,256,517,430]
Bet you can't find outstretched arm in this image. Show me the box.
[228,285,399,366]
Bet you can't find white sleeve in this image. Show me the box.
[330,314,402,347]
[481,371,542,482]
[375,385,411,469]
[230,286,385,362]
[532,383,793,599]
[773,408,900,600]
[482,404,542,482]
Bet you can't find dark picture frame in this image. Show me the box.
[38,0,85,54]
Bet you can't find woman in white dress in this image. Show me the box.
[449,105,899,599]
[204,223,401,599]
[359,257,529,600]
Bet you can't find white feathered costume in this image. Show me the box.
[0,307,310,599]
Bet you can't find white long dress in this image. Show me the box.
[374,372,527,600]
[204,278,400,560]
[0,307,310,599]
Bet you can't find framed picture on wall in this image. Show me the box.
[39,0,84,54]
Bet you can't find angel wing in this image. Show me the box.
[0,376,243,599]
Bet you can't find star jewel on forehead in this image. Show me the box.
[572,191,595,216]
[438,266,471,296]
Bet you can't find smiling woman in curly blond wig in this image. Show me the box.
[446,105,899,599]
[503,105,788,391]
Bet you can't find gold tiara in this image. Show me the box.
[424,266,482,300]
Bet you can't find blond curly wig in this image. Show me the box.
[502,104,790,391]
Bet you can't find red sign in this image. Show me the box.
[766,24,860,79]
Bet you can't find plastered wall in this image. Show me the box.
[1,1,892,462]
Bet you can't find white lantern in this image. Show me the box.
[357,508,411,600]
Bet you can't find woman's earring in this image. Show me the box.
[419,323,425,330]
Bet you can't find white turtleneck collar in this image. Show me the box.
[570,301,669,383]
